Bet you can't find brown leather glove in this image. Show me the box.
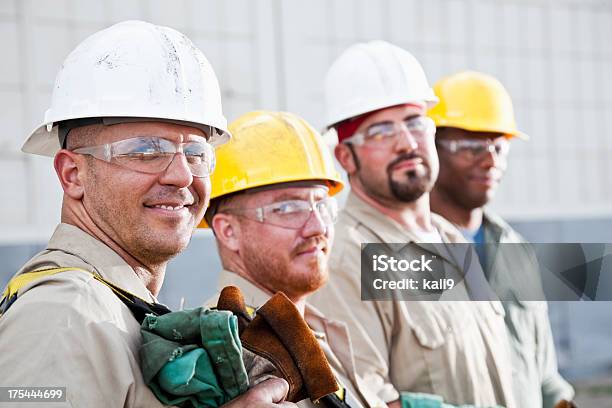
[554,400,577,408]
[217,285,339,403]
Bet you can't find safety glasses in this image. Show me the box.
[344,116,435,147]
[436,138,510,161]
[222,197,338,230]
[72,136,216,177]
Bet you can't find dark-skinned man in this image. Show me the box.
[429,70,575,408]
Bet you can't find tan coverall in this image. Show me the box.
[480,211,574,408]
[309,192,517,407]
[0,223,168,407]
[213,270,389,408]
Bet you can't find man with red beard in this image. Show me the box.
[429,71,575,408]
[308,41,516,407]
[202,111,389,408]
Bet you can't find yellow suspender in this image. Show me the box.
[0,267,147,317]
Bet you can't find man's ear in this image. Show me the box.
[212,213,241,252]
[54,150,87,200]
[335,143,357,175]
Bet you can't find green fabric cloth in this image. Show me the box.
[140,307,249,407]
[400,392,505,408]
[401,392,444,408]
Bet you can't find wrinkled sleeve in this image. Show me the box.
[0,277,166,408]
[538,305,575,408]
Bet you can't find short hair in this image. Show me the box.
[65,124,104,150]
[204,192,246,230]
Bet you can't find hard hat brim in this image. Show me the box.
[22,116,231,157]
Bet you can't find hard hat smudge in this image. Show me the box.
[156,27,182,96]
[95,52,120,70]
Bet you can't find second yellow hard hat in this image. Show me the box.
[428,71,527,139]
[199,110,344,228]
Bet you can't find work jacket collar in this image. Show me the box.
[343,191,465,265]
[482,209,520,244]
[218,270,270,310]
[47,223,157,302]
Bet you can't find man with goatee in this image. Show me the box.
[309,41,516,408]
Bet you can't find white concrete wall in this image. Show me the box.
[1,0,611,242]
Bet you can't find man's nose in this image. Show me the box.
[158,153,194,188]
[301,207,328,238]
[480,145,501,168]
[394,125,419,152]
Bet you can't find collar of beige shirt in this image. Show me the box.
[343,192,467,265]
[344,192,464,243]
[44,223,157,303]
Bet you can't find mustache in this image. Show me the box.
[292,236,328,257]
[387,153,427,172]
[145,188,197,205]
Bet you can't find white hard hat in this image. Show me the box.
[22,20,230,157]
[324,40,438,128]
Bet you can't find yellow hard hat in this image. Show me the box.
[199,110,344,228]
[428,71,527,139]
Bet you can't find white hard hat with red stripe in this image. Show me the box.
[324,40,438,129]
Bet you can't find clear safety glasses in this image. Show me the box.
[222,197,338,230]
[436,138,510,161]
[72,136,216,177]
[344,116,435,147]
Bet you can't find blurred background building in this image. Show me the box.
[1,0,611,404]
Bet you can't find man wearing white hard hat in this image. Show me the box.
[0,21,294,408]
[309,41,516,407]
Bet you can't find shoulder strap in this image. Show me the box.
[2,267,80,299]
[0,267,170,322]
[320,391,353,408]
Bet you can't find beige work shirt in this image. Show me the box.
[0,223,167,407]
[309,193,516,407]
[481,211,574,408]
[212,270,388,408]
